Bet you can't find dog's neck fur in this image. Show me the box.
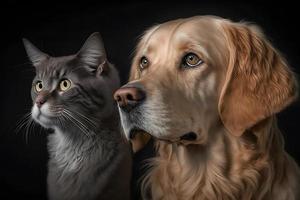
[144,117,300,200]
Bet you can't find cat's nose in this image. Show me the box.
[35,94,48,108]
[114,84,146,112]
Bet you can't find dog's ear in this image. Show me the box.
[218,22,298,137]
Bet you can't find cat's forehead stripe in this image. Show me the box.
[38,63,69,79]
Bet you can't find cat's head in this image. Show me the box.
[23,33,120,132]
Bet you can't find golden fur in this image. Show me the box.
[127,16,300,199]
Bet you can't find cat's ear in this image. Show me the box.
[77,32,108,75]
[23,38,49,67]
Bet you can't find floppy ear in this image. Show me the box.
[23,38,49,67]
[77,32,108,75]
[218,22,298,137]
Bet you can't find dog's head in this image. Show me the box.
[114,16,298,151]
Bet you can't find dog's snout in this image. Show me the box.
[114,86,146,112]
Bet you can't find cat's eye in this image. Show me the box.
[140,56,149,71]
[182,53,203,68]
[59,79,72,91]
[34,81,43,93]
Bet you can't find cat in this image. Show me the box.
[23,33,132,200]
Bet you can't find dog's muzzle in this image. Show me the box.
[114,83,146,112]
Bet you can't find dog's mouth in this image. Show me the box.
[127,125,200,153]
[128,127,152,152]
[129,127,146,139]
[180,132,198,141]
[129,127,198,142]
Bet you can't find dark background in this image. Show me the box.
[0,1,299,199]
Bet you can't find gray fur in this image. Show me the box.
[23,33,131,200]
[23,38,49,66]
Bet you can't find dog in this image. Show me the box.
[114,16,300,200]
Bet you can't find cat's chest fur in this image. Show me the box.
[48,129,115,172]
[46,129,129,200]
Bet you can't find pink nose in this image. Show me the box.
[114,85,146,112]
[35,94,48,108]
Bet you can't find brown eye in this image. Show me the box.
[59,79,72,91]
[182,53,203,68]
[34,81,43,92]
[140,56,149,70]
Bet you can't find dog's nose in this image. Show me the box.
[114,86,146,112]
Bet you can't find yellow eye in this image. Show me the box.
[59,79,72,91]
[183,53,203,68]
[35,81,43,92]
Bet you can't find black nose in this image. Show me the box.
[114,85,146,112]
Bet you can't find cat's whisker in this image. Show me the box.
[24,118,34,144]
[48,105,64,115]
[15,112,37,144]
[69,111,97,137]
[62,111,90,138]
[29,119,37,142]
[63,115,90,138]
[15,112,32,134]
[50,105,64,109]
[29,119,36,143]
[61,112,76,129]
[69,109,98,130]
[58,115,67,130]
[63,110,85,128]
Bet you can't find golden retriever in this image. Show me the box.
[114,16,300,200]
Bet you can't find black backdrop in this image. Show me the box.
[1,1,299,199]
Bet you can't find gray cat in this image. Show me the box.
[23,33,132,200]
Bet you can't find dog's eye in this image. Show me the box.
[140,56,149,70]
[182,53,203,68]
